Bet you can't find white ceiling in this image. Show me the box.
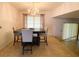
[10,2,62,12]
[10,2,79,18]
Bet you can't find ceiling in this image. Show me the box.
[10,2,79,18]
[10,2,62,13]
[55,10,79,18]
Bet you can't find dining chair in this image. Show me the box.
[21,29,33,54]
[40,27,48,45]
[13,27,22,45]
[13,27,19,45]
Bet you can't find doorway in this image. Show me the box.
[62,23,78,41]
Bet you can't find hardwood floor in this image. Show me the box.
[0,36,79,57]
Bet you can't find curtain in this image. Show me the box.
[23,14,27,28]
[40,14,45,29]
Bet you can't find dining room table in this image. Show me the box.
[13,28,45,46]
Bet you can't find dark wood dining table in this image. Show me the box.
[13,28,45,46]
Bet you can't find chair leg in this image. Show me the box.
[21,36,22,45]
[45,36,48,45]
[22,46,24,55]
[17,36,19,42]
[31,45,32,54]
[13,35,16,45]
[45,39,48,45]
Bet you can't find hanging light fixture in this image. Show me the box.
[27,2,40,16]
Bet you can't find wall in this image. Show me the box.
[50,18,79,39]
[0,3,22,50]
[44,12,53,36]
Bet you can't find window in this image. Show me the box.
[27,16,34,28]
[25,15,41,29]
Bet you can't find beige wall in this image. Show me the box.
[45,12,53,35]
[0,3,22,50]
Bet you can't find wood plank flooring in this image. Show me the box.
[0,36,79,57]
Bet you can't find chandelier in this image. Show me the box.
[27,3,40,16]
